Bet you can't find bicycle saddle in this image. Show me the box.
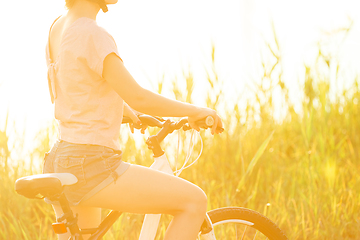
[15,173,78,199]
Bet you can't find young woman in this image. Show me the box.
[43,0,223,239]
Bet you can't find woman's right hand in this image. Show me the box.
[188,107,223,135]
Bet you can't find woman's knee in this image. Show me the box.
[180,186,207,217]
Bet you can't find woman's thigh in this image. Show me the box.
[81,164,207,215]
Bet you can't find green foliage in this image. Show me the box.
[0,111,9,171]
[236,130,275,192]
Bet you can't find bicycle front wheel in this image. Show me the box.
[204,207,288,240]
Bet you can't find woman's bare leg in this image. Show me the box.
[82,164,207,240]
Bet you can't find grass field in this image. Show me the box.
[1,36,359,239]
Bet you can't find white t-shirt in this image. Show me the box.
[46,17,123,150]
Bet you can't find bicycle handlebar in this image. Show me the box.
[122,115,223,157]
[122,115,224,132]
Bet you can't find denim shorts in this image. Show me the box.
[43,140,130,205]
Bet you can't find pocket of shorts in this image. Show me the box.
[55,156,86,185]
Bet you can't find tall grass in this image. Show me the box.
[1,28,360,239]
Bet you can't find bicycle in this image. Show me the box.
[15,115,288,240]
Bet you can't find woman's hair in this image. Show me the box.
[65,0,108,12]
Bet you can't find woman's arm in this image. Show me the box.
[103,53,222,134]
[103,53,200,117]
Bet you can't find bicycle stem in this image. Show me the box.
[145,119,174,157]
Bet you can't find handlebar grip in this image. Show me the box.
[196,116,224,132]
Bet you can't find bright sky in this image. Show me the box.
[1,0,360,155]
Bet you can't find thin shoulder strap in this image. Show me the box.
[47,16,62,104]
[47,16,62,63]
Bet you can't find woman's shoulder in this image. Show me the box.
[80,20,117,49]
[74,18,112,38]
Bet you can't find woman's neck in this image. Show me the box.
[67,0,100,21]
